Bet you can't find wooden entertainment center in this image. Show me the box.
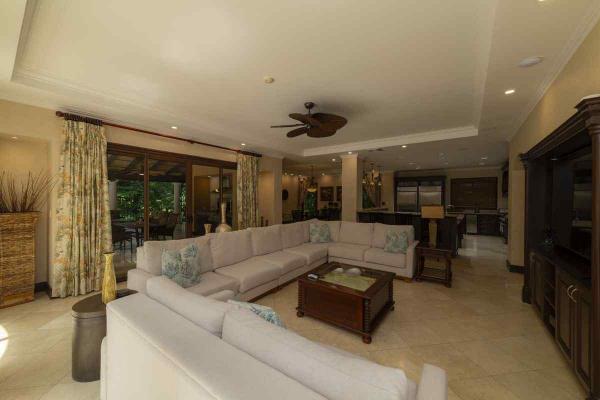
[521,96,600,399]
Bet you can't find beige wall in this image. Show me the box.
[508,19,600,267]
[341,154,362,221]
[0,135,50,283]
[281,173,342,219]
[258,156,282,226]
[0,100,253,284]
[391,166,507,210]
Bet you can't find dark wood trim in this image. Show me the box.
[506,260,525,274]
[107,142,237,170]
[56,111,261,157]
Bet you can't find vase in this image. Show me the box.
[204,223,212,235]
[102,252,117,304]
[215,202,232,233]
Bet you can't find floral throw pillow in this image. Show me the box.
[161,244,202,288]
[228,300,286,328]
[309,223,331,243]
[383,230,409,254]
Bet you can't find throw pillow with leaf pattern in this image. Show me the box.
[228,300,286,328]
[384,230,409,254]
[309,223,331,243]
[161,243,202,288]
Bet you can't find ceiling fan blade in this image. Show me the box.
[306,126,336,138]
[289,113,322,128]
[286,127,309,138]
[312,113,347,130]
[270,123,305,128]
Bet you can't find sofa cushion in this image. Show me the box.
[281,222,307,249]
[284,243,329,264]
[186,272,240,297]
[259,251,306,274]
[372,223,415,248]
[216,258,281,293]
[222,308,410,400]
[364,248,407,268]
[210,230,253,268]
[328,243,369,261]
[339,222,373,246]
[250,225,283,256]
[142,236,212,276]
[161,243,202,288]
[146,276,232,336]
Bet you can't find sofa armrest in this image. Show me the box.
[127,268,156,294]
[100,337,107,400]
[207,289,236,302]
[417,364,447,400]
[405,240,420,278]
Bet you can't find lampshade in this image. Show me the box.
[421,205,444,219]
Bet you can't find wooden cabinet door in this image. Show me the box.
[574,286,592,391]
[530,253,544,315]
[555,271,575,361]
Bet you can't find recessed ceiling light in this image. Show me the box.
[139,173,144,176]
[401,145,407,148]
[171,126,178,130]
[241,143,246,146]
[290,173,295,176]
[519,56,544,68]
[408,162,415,165]
[331,158,336,162]
[263,76,275,84]
[481,156,488,160]
[505,89,516,95]
[347,151,353,155]
[415,166,421,170]
[321,173,325,176]
[11,136,18,140]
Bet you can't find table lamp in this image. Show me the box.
[421,206,445,247]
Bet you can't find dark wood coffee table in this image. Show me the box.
[296,263,395,344]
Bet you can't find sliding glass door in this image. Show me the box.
[106,143,237,272]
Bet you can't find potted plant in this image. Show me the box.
[0,171,54,308]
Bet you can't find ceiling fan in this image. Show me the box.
[271,102,347,138]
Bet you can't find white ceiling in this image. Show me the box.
[1,0,600,171]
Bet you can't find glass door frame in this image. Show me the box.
[107,143,237,240]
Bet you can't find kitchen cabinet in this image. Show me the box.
[556,270,576,361]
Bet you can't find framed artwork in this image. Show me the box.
[320,186,334,202]
[336,186,342,202]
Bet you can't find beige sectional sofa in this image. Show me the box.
[103,276,447,400]
[128,220,418,301]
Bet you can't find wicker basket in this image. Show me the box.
[0,212,40,308]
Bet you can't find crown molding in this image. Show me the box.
[508,0,600,141]
[302,126,478,157]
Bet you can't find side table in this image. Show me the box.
[415,243,453,288]
[71,289,136,382]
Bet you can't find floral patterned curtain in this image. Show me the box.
[52,118,112,297]
[236,153,259,229]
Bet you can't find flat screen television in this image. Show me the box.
[555,151,592,260]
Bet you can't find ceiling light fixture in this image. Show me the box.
[401,145,407,148]
[11,136,18,140]
[519,56,544,68]
[306,166,318,193]
[347,151,353,155]
[241,143,246,146]
[332,158,336,162]
[321,172,325,176]
[481,156,488,160]
[171,126,178,130]
[263,76,275,84]
[505,89,516,95]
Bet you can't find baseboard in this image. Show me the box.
[506,260,524,274]
[34,282,49,293]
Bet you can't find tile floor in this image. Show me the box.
[0,235,587,399]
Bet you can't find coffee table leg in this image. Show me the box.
[362,334,372,344]
[296,310,304,317]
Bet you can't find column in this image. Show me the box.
[108,180,118,211]
[258,156,283,225]
[173,182,181,213]
[341,154,362,221]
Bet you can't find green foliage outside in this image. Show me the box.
[116,180,186,221]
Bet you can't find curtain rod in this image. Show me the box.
[55,111,261,158]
